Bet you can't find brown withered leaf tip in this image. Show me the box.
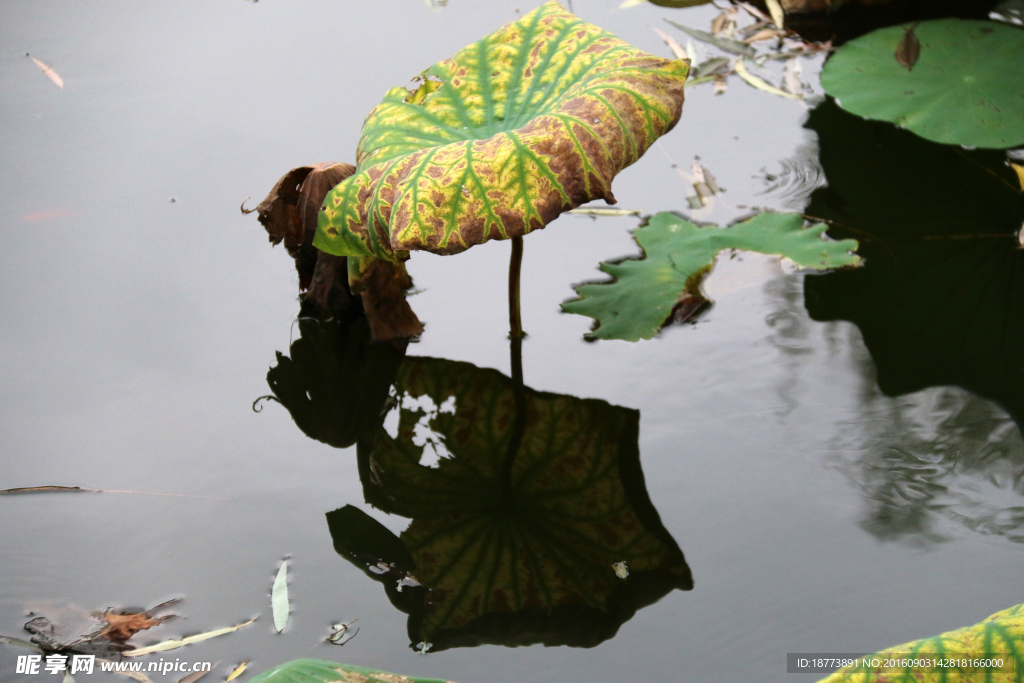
[97,607,175,643]
[351,259,425,342]
[251,163,355,257]
[895,24,921,70]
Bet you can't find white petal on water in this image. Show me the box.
[272,560,289,633]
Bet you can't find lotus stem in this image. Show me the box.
[502,236,527,503]
[508,236,524,340]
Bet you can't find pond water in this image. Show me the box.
[2,1,1022,682]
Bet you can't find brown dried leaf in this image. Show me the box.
[22,600,178,656]
[711,11,730,36]
[349,257,424,342]
[253,163,356,290]
[895,24,921,70]
[744,28,783,43]
[253,167,313,253]
[97,609,173,643]
[253,163,354,256]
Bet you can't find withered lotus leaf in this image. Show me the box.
[314,1,689,261]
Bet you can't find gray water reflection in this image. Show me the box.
[264,318,693,652]
[837,364,1024,546]
[802,99,1024,547]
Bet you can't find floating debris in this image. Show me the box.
[272,560,289,633]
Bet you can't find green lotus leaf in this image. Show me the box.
[561,211,861,342]
[249,659,452,683]
[314,1,689,261]
[330,355,692,652]
[820,19,1024,148]
[818,602,1024,682]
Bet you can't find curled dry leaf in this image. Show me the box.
[253,163,355,258]
[97,603,177,642]
[252,162,423,337]
[251,162,354,292]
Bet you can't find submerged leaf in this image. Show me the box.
[316,2,688,261]
[249,659,453,683]
[122,617,257,656]
[272,561,289,633]
[819,602,1024,682]
[821,19,1024,148]
[562,212,860,341]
